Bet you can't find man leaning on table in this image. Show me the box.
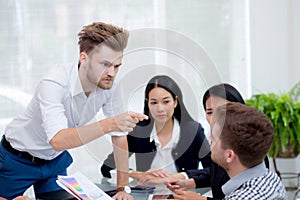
[167,102,287,200]
[0,21,147,200]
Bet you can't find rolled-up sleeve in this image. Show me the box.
[37,79,68,142]
[102,91,128,136]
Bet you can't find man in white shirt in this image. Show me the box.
[0,22,147,200]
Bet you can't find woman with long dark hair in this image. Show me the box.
[101,75,211,182]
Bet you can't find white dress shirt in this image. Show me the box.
[150,118,180,173]
[5,63,125,160]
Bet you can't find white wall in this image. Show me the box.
[249,0,300,197]
[249,0,300,93]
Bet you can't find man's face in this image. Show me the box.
[84,44,123,90]
[210,122,226,168]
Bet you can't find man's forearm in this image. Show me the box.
[50,111,148,152]
[50,117,117,151]
[112,135,129,187]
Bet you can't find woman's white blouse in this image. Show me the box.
[150,118,180,173]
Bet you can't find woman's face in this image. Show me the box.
[148,87,177,125]
[205,95,228,126]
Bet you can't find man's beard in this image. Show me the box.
[97,78,113,90]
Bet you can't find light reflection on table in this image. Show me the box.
[100,178,211,200]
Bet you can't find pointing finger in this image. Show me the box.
[129,112,148,121]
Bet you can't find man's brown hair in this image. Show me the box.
[214,102,274,168]
[78,22,129,54]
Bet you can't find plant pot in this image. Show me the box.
[276,143,299,158]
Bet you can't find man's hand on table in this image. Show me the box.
[113,191,133,200]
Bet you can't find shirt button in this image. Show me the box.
[182,168,185,170]
[175,152,178,156]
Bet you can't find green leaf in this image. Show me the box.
[246,81,300,158]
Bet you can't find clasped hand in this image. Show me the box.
[137,169,170,184]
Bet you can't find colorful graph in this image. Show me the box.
[59,176,92,200]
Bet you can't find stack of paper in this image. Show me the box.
[56,172,113,200]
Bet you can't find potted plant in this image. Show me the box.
[246,81,300,159]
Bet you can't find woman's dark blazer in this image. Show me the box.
[101,120,211,178]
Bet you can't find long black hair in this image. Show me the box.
[138,75,194,126]
[202,83,245,110]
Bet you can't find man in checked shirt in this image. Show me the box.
[171,102,287,200]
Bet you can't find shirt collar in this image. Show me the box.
[70,64,85,97]
[150,118,180,148]
[222,162,267,196]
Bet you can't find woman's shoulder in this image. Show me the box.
[180,120,203,130]
[128,124,152,138]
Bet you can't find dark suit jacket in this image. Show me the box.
[101,120,211,178]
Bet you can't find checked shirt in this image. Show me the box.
[222,162,287,200]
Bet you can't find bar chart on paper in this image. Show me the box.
[57,172,113,200]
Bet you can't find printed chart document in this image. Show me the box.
[56,172,113,200]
